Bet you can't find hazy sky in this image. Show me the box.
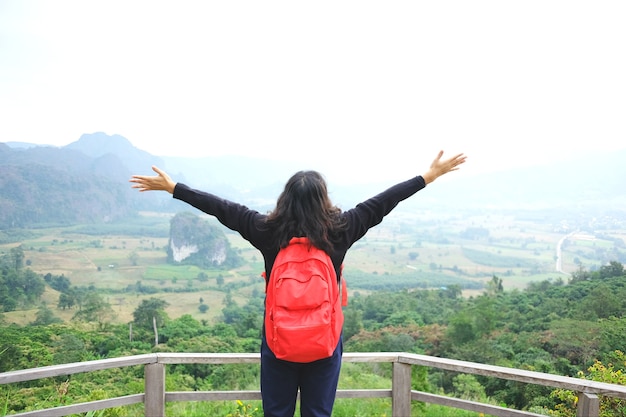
[1,1,625,181]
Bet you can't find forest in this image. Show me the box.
[2,235,626,415]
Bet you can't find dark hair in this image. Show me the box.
[265,170,346,253]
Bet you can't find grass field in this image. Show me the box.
[3,209,625,325]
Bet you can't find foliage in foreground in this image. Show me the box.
[548,350,626,417]
[1,262,626,416]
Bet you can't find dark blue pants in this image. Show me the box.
[260,336,343,417]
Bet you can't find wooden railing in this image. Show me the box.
[2,352,626,417]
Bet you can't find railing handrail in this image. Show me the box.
[0,353,157,384]
[3,352,625,397]
[398,353,626,397]
[2,352,625,417]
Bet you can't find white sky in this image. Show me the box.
[1,1,625,181]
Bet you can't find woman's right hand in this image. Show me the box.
[422,150,467,184]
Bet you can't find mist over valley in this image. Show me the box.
[1,132,625,325]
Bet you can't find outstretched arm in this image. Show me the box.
[422,150,467,184]
[129,166,177,194]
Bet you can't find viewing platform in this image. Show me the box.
[2,352,626,417]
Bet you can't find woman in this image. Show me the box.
[130,150,466,417]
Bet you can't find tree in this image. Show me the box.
[72,292,116,329]
[222,295,244,324]
[486,274,504,295]
[31,304,62,326]
[569,265,592,283]
[446,312,475,345]
[128,251,139,266]
[58,292,76,310]
[383,311,423,327]
[442,284,462,299]
[8,246,25,271]
[22,269,45,303]
[132,297,169,330]
[343,309,363,340]
[543,319,601,366]
[52,333,86,364]
[0,260,45,311]
[472,295,499,336]
[45,273,71,293]
[577,284,621,320]
[161,314,203,342]
[452,374,487,401]
[599,317,626,353]
[598,261,624,279]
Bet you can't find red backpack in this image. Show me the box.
[263,237,347,363]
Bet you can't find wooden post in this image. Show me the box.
[577,392,600,417]
[392,361,412,417]
[145,363,165,417]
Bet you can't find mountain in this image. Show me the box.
[2,133,625,230]
[65,132,165,179]
[0,133,172,228]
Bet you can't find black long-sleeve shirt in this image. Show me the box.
[172,175,426,279]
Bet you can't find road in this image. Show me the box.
[555,232,575,275]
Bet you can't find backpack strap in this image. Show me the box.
[261,238,348,306]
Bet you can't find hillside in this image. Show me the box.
[0,134,172,228]
[2,133,626,230]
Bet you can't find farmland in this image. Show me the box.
[2,206,625,326]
